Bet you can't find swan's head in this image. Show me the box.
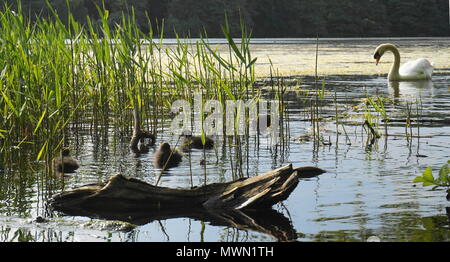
[373,43,397,66]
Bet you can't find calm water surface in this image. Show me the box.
[1,38,450,242]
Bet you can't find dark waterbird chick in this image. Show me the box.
[153,143,182,169]
[53,148,80,173]
[180,132,214,151]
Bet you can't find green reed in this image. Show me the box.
[0,2,287,178]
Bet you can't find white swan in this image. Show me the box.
[373,43,434,81]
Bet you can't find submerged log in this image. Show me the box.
[50,164,325,241]
[50,164,325,212]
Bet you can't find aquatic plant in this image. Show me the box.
[414,160,450,200]
[0,1,288,175]
[367,95,388,135]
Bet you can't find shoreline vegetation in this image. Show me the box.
[0,2,288,175]
[2,0,449,38]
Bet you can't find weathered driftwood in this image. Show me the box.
[50,164,325,241]
[50,164,325,212]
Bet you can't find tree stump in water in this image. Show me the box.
[50,164,325,211]
[50,164,325,241]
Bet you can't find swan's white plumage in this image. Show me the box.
[373,43,434,81]
[399,58,434,80]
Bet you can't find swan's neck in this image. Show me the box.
[386,45,401,81]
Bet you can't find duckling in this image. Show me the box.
[180,132,214,151]
[153,143,182,169]
[53,148,80,173]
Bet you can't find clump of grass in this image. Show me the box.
[0,1,287,181]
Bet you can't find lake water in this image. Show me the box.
[1,38,450,242]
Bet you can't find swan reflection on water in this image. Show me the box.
[388,80,434,98]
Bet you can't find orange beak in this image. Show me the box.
[374,52,381,66]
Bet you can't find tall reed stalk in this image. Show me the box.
[0,2,286,180]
